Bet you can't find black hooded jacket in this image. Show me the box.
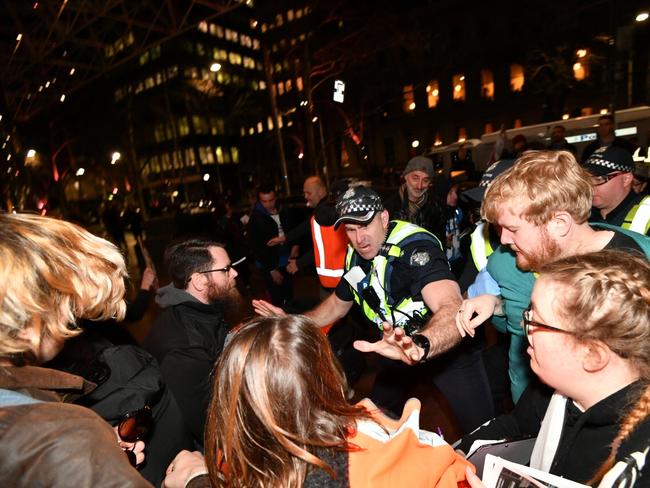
[143,284,229,443]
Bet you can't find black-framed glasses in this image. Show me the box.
[590,171,624,186]
[187,256,246,282]
[118,405,152,467]
[522,305,574,346]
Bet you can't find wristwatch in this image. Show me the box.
[411,334,430,363]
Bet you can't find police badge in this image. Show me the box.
[410,250,430,266]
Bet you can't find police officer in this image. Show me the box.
[584,146,650,235]
[254,186,494,434]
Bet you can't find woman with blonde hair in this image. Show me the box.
[459,249,650,488]
[0,213,150,487]
[163,314,472,488]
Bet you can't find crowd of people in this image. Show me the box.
[1,119,649,488]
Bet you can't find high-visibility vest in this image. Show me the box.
[470,221,495,272]
[622,195,650,235]
[311,215,348,289]
[344,220,443,329]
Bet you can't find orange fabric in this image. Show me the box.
[348,398,474,488]
[311,216,348,289]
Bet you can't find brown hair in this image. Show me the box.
[204,315,369,488]
[0,213,127,363]
[539,250,650,482]
[482,150,592,226]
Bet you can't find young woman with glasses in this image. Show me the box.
[458,249,650,488]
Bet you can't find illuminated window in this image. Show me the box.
[510,64,524,92]
[261,23,267,33]
[257,122,263,133]
[139,51,150,65]
[480,69,494,100]
[178,117,190,136]
[296,77,303,91]
[229,52,242,65]
[200,146,215,165]
[285,79,292,92]
[216,147,225,164]
[276,14,283,26]
[259,80,266,90]
[573,61,588,81]
[253,39,260,50]
[192,115,208,134]
[185,149,196,167]
[484,122,494,134]
[426,81,439,108]
[452,74,466,101]
[287,9,294,21]
[458,128,467,142]
[403,85,415,112]
[581,107,594,116]
[198,21,208,33]
[277,82,284,95]
[267,116,274,130]
[513,118,522,128]
[232,146,239,163]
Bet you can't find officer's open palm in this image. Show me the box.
[353,322,422,365]
[252,299,286,317]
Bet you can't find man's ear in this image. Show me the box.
[621,172,634,189]
[582,340,611,373]
[548,211,572,239]
[380,209,390,228]
[187,273,205,293]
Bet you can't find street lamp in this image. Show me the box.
[76,167,85,176]
[210,63,221,72]
[111,152,121,165]
[636,12,649,22]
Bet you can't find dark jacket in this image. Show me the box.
[247,202,300,272]
[143,284,229,443]
[384,186,447,243]
[589,190,650,235]
[458,380,650,486]
[0,366,151,488]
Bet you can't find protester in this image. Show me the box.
[460,250,650,488]
[0,213,150,487]
[457,151,650,402]
[143,239,243,445]
[163,315,473,488]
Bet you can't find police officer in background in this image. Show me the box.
[254,186,494,434]
[584,146,650,235]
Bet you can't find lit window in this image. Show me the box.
[198,21,208,33]
[403,85,415,112]
[287,9,294,21]
[296,77,303,91]
[267,116,274,130]
[581,107,593,116]
[426,81,439,108]
[261,23,267,32]
[276,14,283,26]
[232,147,239,163]
[513,118,522,128]
[257,122,263,133]
[259,80,266,90]
[253,39,260,50]
[452,74,466,101]
[285,79,292,91]
[277,82,284,95]
[510,64,524,92]
[573,62,588,81]
[216,147,224,164]
[458,128,467,142]
[296,9,303,19]
[178,117,190,136]
[484,122,494,134]
[480,69,494,100]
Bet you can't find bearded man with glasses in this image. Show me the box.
[143,239,245,446]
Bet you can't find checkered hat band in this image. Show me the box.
[588,158,631,172]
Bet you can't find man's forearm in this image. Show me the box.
[304,293,351,327]
[420,300,463,358]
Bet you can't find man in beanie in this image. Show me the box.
[384,156,447,242]
[584,146,650,235]
[254,186,494,434]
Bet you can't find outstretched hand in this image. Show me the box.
[252,299,287,317]
[455,294,500,338]
[353,322,424,365]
